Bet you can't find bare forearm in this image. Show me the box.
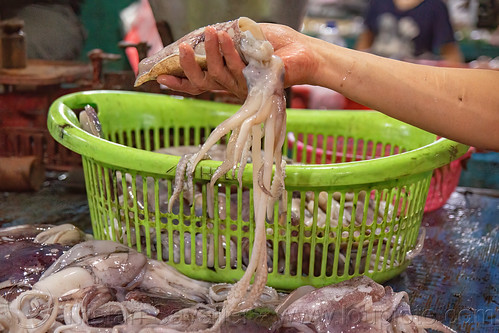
[309,37,499,150]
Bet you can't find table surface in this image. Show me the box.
[0,59,92,86]
[1,180,497,332]
[388,189,498,333]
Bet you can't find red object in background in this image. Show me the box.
[287,134,474,212]
[124,28,141,74]
[287,133,401,165]
[290,85,310,109]
[0,91,84,171]
[0,60,92,170]
[0,93,48,128]
[343,98,371,110]
[122,0,163,74]
[291,85,370,110]
[424,147,473,212]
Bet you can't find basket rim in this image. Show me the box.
[47,90,470,187]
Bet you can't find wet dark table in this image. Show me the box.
[1,179,498,332]
[388,189,499,333]
[0,171,92,232]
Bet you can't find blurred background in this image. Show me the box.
[0,0,498,192]
[2,1,498,74]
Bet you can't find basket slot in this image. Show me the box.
[381,186,403,271]
[351,192,371,275]
[286,133,408,165]
[351,138,359,162]
[342,191,362,275]
[373,189,395,273]
[317,134,328,164]
[390,187,409,266]
[405,177,431,261]
[170,126,178,148]
[150,128,159,152]
[141,129,150,151]
[142,175,153,257]
[338,137,347,163]
[109,126,214,151]
[178,127,186,147]
[307,192,320,275]
[187,127,196,146]
[126,130,137,149]
[233,186,246,270]
[309,133,318,164]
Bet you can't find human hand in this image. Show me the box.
[260,23,319,87]
[156,23,318,99]
[157,26,248,100]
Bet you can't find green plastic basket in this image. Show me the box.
[47,90,469,290]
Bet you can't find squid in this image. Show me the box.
[0,224,455,332]
[3,239,212,332]
[135,17,262,85]
[274,275,457,333]
[135,17,287,330]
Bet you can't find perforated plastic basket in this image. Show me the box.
[47,91,469,290]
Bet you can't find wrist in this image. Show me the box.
[309,38,369,97]
[306,37,342,89]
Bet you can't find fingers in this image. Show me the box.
[179,42,224,92]
[157,74,204,95]
[205,28,247,99]
[155,25,249,99]
[218,31,247,97]
[159,41,225,95]
[178,42,204,83]
[218,31,245,73]
[204,27,226,78]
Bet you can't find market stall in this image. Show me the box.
[1,1,497,332]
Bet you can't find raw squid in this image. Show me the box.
[0,224,92,301]
[0,224,455,332]
[274,275,456,333]
[36,240,211,302]
[1,239,212,332]
[135,17,287,329]
[134,17,262,86]
[79,105,102,138]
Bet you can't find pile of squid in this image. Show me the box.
[0,224,456,332]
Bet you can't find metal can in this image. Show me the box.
[0,19,27,69]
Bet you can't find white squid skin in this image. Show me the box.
[277,275,457,333]
[4,240,213,332]
[0,223,92,245]
[36,240,211,303]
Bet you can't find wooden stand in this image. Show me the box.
[0,156,45,191]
